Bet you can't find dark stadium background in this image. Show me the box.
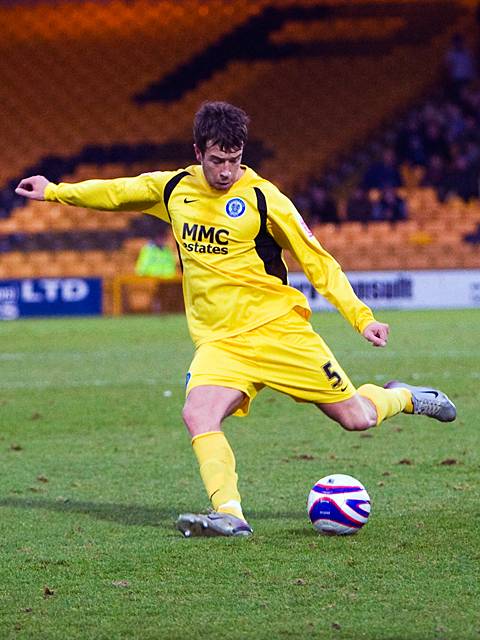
[0,0,479,316]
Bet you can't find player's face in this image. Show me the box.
[195,142,244,191]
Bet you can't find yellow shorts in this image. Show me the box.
[186,308,356,416]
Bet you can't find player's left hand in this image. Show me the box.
[362,321,389,347]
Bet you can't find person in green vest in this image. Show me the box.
[135,228,176,277]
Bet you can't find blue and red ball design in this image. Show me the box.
[307,473,371,535]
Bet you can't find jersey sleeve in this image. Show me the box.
[264,185,375,334]
[44,170,179,222]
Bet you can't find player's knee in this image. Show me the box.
[181,404,198,433]
[338,413,376,431]
[182,403,220,436]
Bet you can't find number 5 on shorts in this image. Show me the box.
[322,360,343,389]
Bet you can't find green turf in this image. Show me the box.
[0,309,479,639]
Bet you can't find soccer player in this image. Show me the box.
[15,102,456,538]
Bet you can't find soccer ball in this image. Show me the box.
[307,473,371,535]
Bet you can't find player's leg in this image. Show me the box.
[177,338,263,537]
[182,384,246,518]
[178,385,254,537]
[257,309,454,429]
[317,374,456,429]
[320,378,457,428]
[317,393,376,430]
[317,384,412,430]
[252,311,388,429]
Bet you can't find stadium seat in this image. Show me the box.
[0,0,476,284]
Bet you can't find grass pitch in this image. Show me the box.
[0,309,479,639]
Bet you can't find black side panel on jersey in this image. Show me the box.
[163,170,191,214]
[163,170,191,272]
[254,187,287,284]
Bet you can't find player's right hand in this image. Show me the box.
[15,175,50,200]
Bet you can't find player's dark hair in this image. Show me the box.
[193,101,249,154]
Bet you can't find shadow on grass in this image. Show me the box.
[0,496,175,529]
[0,497,307,530]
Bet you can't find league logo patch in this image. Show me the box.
[225,197,246,218]
[294,211,314,238]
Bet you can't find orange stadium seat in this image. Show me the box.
[0,0,476,281]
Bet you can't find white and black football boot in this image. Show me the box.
[384,380,456,422]
[176,511,253,538]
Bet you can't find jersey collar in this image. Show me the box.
[194,164,255,194]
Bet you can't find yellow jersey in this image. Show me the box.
[45,164,375,346]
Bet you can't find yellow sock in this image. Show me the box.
[191,431,244,520]
[358,384,413,425]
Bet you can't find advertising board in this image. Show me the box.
[0,278,103,319]
[289,270,480,311]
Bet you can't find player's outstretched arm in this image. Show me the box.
[15,173,167,212]
[15,175,50,201]
[362,321,389,347]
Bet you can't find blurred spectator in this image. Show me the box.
[135,227,176,277]
[396,112,422,162]
[423,123,450,161]
[292,188,312,220]
[442,154,479,202]
[464,140,480,166]
[458,84,480,118]
[292,40,480,218]
[362,149,403,190]
[0,235,11,253]
[308,183,340,225]
[372,187,407,223]
[444,103,466,143]
[346,187,373,223]
[458,115,480,146]
[421,101,444,127]
[420,154,447,195]
[402,133,427,166]
[444,34,476,101]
